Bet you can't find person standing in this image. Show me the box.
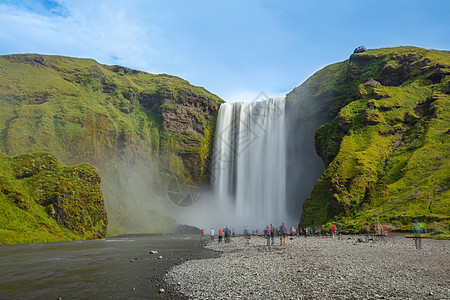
[315,226,322,237]
[412,220,423,250]
[372,223,377,241]
[265,226,271,246]
[218,227,224,243]
[270,224,275,245]
[331,224,337,239]
[379,223,386,242]
[364,224,370,242]
[200,229,206,244]
[280,223,287,246]
[224,226,230,243]
[210,228,215,242]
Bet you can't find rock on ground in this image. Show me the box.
[165,235,450,299]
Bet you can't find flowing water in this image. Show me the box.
[211,98,288,229]
[0,235,215,299]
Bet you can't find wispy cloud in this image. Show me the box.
[0,1,158,69]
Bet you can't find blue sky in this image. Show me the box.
[1,0,449,102]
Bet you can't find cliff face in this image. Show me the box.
[288,47,450,233]
[0,54,223,235]
[0,152,107,244]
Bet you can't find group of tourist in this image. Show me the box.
[263,223,333,245]
[201,227,235,244]
[362,222,388,242]
[201,220,426,250]
[263,223,290,246]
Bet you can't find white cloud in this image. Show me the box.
[0,1,160,71]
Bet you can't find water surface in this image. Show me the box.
[0,235,213,299]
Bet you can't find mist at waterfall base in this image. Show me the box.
[102,159,178,235]
[175,97,324,232]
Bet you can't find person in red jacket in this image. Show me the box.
[331,224,337,239]
[218,228,224,243]
[200,229,206,244]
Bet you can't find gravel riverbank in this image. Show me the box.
[165,235,450,299]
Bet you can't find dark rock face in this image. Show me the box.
[364,79,382,88]
[337,114,351,133]
[159,90,221,182]
[5,54,52,68]
[176,224,201,234]
[353,46,367,53]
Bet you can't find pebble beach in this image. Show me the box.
[165,235,450,299]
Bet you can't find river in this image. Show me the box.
[0,235,215,299]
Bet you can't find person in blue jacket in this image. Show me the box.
[412,220,423,250]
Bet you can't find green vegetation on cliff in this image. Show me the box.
[0,54,223,236]
[0,152,107,245]
[291,47,449,236]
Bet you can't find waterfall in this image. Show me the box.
[211,97,287,229]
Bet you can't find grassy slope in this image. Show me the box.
[0,54,223,237]
[0,152,107,245]
[295,47,449,236]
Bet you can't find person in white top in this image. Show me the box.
[210,228,214,242]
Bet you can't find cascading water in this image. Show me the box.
[172,96,324,232]
[211,97,288,229]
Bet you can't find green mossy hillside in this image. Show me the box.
[0,54,223,236]
[0,152,107,245]
[293,47,449,235]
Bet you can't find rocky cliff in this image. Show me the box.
[288,47,449,234]
[0,152,107,244]
[0,54,223,236]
